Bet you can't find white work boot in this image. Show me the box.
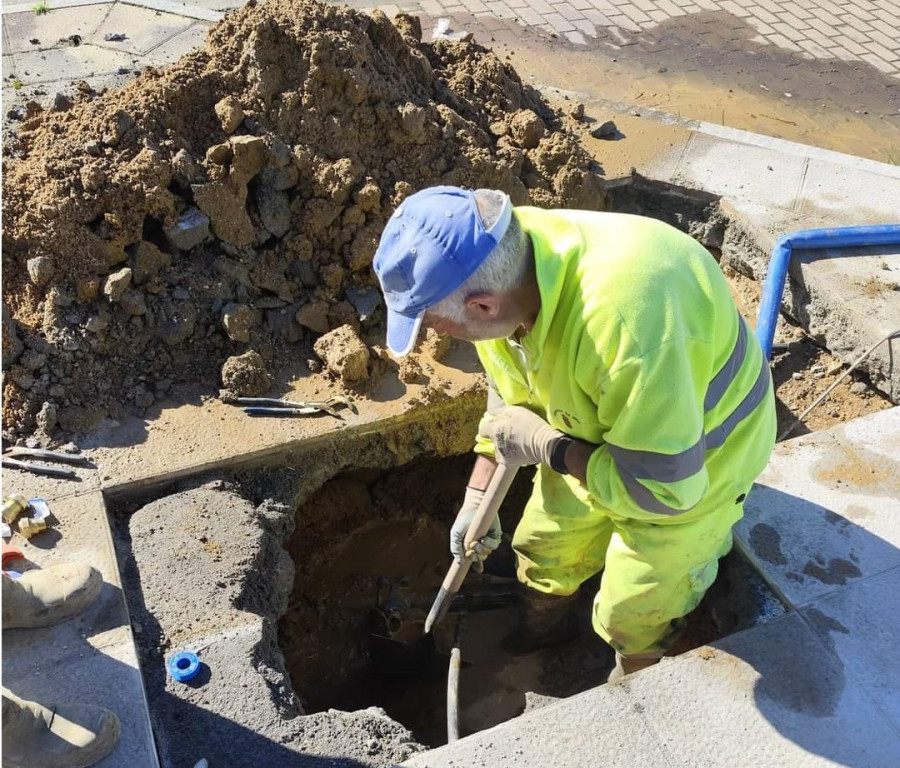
[606,651,664,683]
[2,689,120,768]
[2,564,102,629]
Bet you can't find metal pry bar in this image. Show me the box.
[1,458,77,479]
[4,448,90,464]
[236,396,357,419]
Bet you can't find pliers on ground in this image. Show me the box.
[235,396,357,419]
[1,448,89,479]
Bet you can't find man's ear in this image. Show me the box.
[465,292,501,320]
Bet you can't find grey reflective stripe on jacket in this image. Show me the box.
[610,312,770,515]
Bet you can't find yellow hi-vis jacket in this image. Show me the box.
[474,207,776,524]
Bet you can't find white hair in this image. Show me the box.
[430,189,530,324]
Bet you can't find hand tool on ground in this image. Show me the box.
[235,395,357,418]
[2,447,89,479]
[425,463,518,633]
[1,457,77,479]
[3,447,89,463]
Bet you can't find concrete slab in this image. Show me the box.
[672,131,808,213]
[830,406,900,498]
[404,677,673,768]
[737,415,900,608]
[13,44,142,84]
[85,345,484,499]
[121,0,224,23]
[3,491,129,665]
[3,53,19,80]
[801,567,900,733]
[2,6,110,55]
[144,19,210,63]
[798,157,900,223]
[632,613,900,768]
[2,457,102,499]
[2,638,159,768]
[87,3,198,56]
[2,488,158,767]
[788,244,900,402]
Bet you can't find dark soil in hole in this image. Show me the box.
[280,455,785,746]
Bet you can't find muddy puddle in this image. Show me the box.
[279,455,783,746]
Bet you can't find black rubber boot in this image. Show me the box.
[501,586,578,656]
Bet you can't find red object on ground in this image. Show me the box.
[2,541,25,569]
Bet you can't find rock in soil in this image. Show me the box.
[221,349,272,397]
[1,0,606,439]
[314,325,370,383]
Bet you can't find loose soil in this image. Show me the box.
[0,0,604,441]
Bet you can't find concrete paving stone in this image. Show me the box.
[630,613,900,768]
[619,4,651,25]
[145,20,210,64]
[797,155,900,220]
[608,13,640,32]
[829,407,900,498]
[87,3,199,56]
[2,5,109,55]
[553,1,586,22]
[12,45,142,84]
[800,566,900,732]
[736,421,900,608]
[2,638,159,768]
[671,131,808,212]
[860,52,898,75]
[403,677,672,767]
[2,456,102,499]
[121,0,223,21]
[787,241,900,401]
[3,52,20,80]
[2,490,132,669]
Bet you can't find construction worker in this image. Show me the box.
[373,186,776,679]
[2,562,120,767]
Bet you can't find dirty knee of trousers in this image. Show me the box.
[502,587,579,656]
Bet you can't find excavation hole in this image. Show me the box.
[279,453,785,747]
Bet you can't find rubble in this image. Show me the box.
[0,0,604,440]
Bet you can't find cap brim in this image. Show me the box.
[386,307,425,358]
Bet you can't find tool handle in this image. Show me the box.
[462,463,517,555]
[243,407,316,416]
[1,458,77,479]
[424,464,518,633]
[6,448,88,464]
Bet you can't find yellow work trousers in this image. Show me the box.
[512,466,743,656]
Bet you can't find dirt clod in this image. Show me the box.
[314,325,370,383]
[0,0,604,440]
[221,349,272,397]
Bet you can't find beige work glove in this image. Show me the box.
[450,486,501,572]
[479,405,566,468]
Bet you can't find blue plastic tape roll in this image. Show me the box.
[168,651,201,683]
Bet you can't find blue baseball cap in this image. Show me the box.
[373,186,512,357]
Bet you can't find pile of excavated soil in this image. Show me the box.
[1,0,605,441]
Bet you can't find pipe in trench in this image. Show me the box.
[755,224,900,361]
